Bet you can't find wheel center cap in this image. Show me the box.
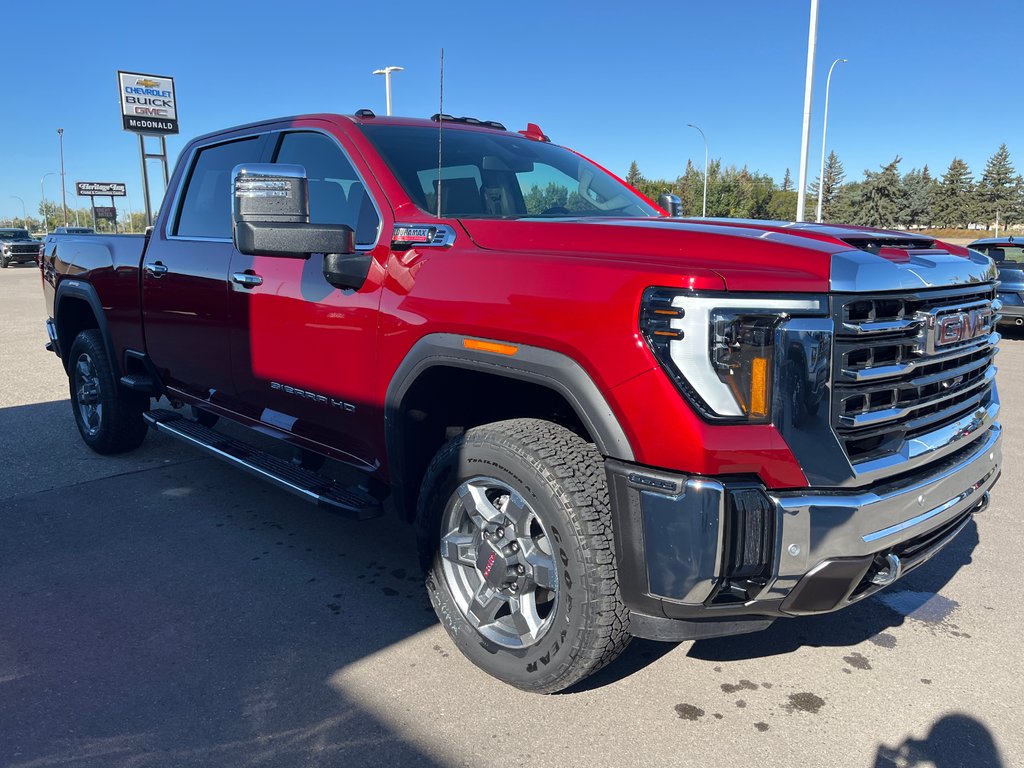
[476,539,511,588]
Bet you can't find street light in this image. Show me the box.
[816,57,848,223]
[10,196,27,230]
[795,0,820,222]
[40,172,57,235]
[687,124,709,218]
[57,128,68,226]
[372,66,404,116]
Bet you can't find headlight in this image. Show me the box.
[640,289,827,422]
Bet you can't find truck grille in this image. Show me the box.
[831,285,999,464]
[9,244,39,255]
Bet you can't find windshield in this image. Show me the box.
[360,124,658,219]
[974,244,1024,263]
[0,229,30,240]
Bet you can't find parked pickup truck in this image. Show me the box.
[41,112,1003,693]
[969,236,1024,328]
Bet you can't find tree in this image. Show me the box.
[625,161,642,188]
[857,157,906,228]
[781,168,792,192]
[807,151,846,221]
[933,157,975,229]
[900,166,938,229]
[975,144,1020,226]
[831,180,867,225]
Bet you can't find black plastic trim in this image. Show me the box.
[53,279,120,378]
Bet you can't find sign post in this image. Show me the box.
[117,71,178,227]
[76,182,126,232]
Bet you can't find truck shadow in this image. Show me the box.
[0,400,450,767]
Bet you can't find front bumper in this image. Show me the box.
[997,302,1024,326]
[609,421,1001,640]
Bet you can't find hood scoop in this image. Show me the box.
[841,235,935,254]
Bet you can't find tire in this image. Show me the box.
[68,329,149,454]
[0,255,8,268]
[415,418,629,693]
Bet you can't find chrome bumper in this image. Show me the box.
[764,422,1001,612]
[609,421,1001,619]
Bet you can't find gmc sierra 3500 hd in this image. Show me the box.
[41,112,1003,693]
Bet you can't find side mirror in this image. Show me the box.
[232,163,366,289]
[658,193,683,217]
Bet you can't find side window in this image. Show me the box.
[274,131,381,247]
[175,137,264,238]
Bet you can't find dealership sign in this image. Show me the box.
[76,182,126,197]
[117,71,178,135]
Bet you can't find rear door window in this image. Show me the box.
[174,136,266,239]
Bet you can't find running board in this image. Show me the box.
[143,409,382,520]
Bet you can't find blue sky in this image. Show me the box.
[1,0,1021,221]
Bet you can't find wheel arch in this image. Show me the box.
[384,334,634,520]
[54,280,119,377]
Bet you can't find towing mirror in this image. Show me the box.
[658,193,683,217]
[231,163,356,260]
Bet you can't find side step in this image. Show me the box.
[143,409,383,520]
[120,374,159,394]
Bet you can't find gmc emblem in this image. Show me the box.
[931,306,993,350]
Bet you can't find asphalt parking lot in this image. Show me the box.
[1,263,1021,768]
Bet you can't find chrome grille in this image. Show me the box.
[832,285,999,464]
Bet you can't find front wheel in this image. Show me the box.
[0,255,8,268]
[68,329,149,454]
[415,419,629,693]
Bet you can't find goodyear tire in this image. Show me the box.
[68,329,149,454]
[415,418,629,693]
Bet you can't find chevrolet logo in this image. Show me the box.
[135,78,160,87]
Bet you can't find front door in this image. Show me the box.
[227,127,391,470]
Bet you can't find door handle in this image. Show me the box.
[144,262,169,277]
[232,272,263,288]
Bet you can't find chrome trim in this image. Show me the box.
[869,553,903,585]
[842,318,922,335]
[231,272,263,287]
[830,248,998,293]
[392,222,457,248]
[838,367,995,428]
[764,424,1000,601]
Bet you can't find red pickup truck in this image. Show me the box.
[41,112,1003,693]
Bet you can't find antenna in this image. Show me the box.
[436,48,444,219]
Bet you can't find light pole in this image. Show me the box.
[10,196,27,230]
[687,124,709,218]
[40,172,57,234]
[816,57,848,223]
[57,128,68,226]
[372,66,404,116]
[795,0,820,222]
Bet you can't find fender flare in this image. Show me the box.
[384,333,635,515]
[54,279,120,377]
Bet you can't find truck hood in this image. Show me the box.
[458,217,978,293]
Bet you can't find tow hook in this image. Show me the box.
[870,553,903,586]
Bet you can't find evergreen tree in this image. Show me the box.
[975,144,1019,226]
[831,181,867,224]
[859,157,906,228]
[626,161,643,188]
[781,168,792,192]
[900,167,937,229]
[934,158,975,229]
[807,151,846,221]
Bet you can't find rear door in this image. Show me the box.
[142,134,270,402]
[227,126,391,469]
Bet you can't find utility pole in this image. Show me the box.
[57,128,69,226]
[795,0,819,222]
[816,57,847,223]
[40,173,56,235]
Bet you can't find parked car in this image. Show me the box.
[969,237,1024,328]
[40,112,1003,693]
[0,228,43,268]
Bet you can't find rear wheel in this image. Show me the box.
[68,329,149,454]
[416,418,629,693]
